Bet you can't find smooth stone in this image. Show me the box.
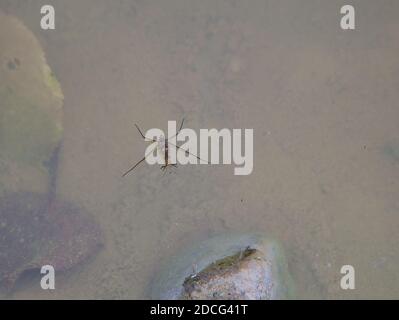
[0,11,63,196]
[0,191,103,290]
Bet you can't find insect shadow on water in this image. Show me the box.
[122,118,208,177]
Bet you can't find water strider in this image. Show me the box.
[122,119,207,177]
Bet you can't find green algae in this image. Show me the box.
[183,247,256,288]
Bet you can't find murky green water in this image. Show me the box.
[1,0,399,299]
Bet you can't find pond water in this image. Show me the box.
[1,0,398,299]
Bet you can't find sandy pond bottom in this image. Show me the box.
[1,0,399,299]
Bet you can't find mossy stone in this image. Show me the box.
[150,233,296,300]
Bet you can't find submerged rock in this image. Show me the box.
[0,11,63,196]
[383,142,399,164]
[0,192,103,289]
[151,234,295,300]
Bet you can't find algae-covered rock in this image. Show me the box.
[150,234,295,300]
[0,11,63,196]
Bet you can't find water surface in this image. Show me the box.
[1,0,398,299]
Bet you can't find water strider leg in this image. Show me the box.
[134,124,147,140]
[122,156,146,177]
[178,118,185,134]
[122,140,158,177]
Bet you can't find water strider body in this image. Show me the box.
[154,134,177,171]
